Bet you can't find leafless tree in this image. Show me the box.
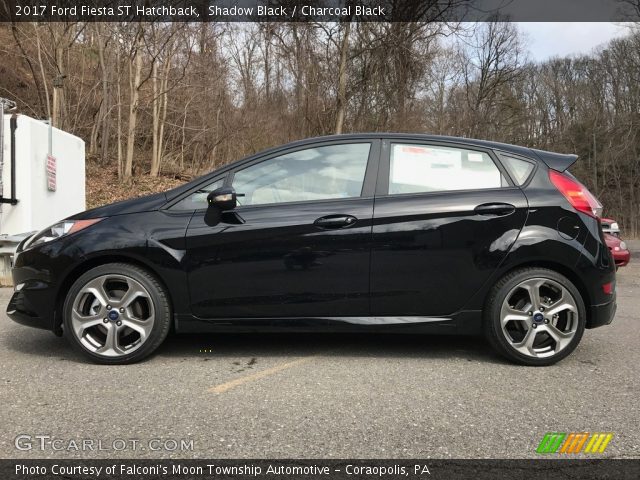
[2,19,640,233]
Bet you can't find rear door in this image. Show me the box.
[184,140,380,319]
[370,140,529,317]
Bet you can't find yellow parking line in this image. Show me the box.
[208,356,315,393]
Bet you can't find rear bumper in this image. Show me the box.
[587,293,616,329]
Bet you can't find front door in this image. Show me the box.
[185,140,380,319]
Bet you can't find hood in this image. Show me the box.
[70,192,168,220]
[604,233,621,248]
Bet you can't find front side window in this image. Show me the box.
[389,144,506,195]
[232,143,371,206]
[171,178,224,210]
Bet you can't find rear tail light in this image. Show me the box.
[602,282,614,295]
[549,170,603,218]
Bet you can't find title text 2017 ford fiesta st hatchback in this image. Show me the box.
[7,134,616,365]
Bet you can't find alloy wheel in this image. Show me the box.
[70,274,155,357]
[500,277,579,359]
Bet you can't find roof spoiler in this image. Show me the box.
[531,148,579,172]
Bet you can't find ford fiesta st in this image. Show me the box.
[7,134,616,365]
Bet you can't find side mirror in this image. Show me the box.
[207,187,237,211]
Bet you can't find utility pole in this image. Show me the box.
[0,98,17,182]
[52,74,66,128]
[0,98,17,218]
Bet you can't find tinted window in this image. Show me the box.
[500,154,535,185]
[389,144,505,194]
[232,143,371,206]
[171,178,223,210]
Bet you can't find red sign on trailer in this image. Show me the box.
[46,154,57,191]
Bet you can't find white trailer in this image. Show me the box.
[0,100,86,284]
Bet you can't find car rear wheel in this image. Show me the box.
[484,268,586,366]
[63,263,171,364]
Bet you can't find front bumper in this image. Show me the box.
[6,282,57,332]
[587,293,617,329]
[6,246,59,332]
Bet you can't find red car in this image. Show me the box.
[605,233,630,268]
[601,217,621,237]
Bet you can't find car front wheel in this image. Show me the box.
[484,268,586,366]
[63,263,171,364]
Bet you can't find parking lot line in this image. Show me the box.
[207,356,316,393]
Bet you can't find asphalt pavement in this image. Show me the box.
[1,246,639,459]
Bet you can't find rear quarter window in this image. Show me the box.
[499,154,536,186]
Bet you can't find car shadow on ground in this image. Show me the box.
[2,326,504,365]
[159,332,501,362]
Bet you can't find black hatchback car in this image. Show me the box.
[7,134,616,365]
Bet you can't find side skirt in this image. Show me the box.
[174,311,482,335]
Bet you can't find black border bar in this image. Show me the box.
[1,0,640,22]
[4,459,640,480]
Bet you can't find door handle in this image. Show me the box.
[474,203,516,216]
[314,215,358,229]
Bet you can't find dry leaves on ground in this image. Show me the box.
[85,163,189,209]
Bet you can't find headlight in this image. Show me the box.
[620,241,627,251]
[611,222,619,230]
[24,218,103,249]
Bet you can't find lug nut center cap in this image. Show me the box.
[533,312,544,323]
[107,310,120,322]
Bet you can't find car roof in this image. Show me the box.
[289,133,536,156]
[287,133,578,170]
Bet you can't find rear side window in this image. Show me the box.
[389,144,506,195]
[499,154,535,185]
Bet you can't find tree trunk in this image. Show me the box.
[151,50,172,177]
[334,21,351,135]
[124,33,143,179]
[116,47,123,177]
[89,109,100,155]
[157,64,170,174]
[151,61,159,176]
[97,25,110,163]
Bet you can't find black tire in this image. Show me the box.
[483,267,586,366]
[63,263,171,364]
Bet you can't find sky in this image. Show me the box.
[517,22,631,61]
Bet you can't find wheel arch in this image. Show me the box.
[487,260,592,326]
[54,254,174,335]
